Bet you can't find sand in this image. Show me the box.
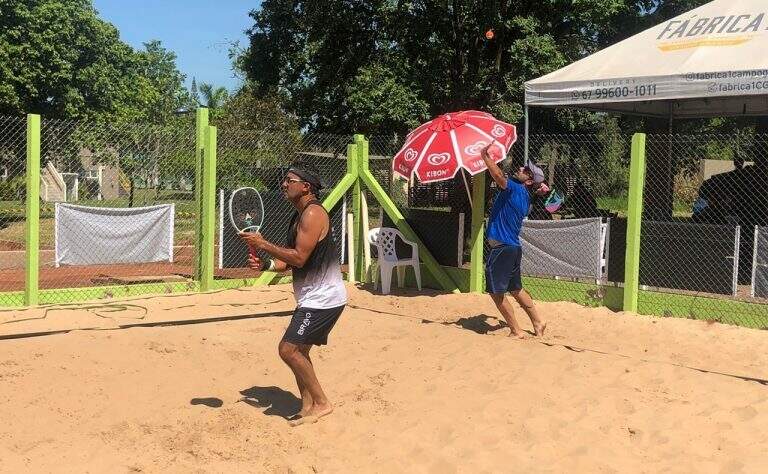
[1,283,767,473]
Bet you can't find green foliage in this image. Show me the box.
[0,176,25,200]
[0,1,191,122]
[1,0,139,118]
[212,82,299,134]
[211,81,303,192]
[199,83,230,111]
[135,40,193,123]
[239,0,642,133]
[345,64,429,135]
[238,0,737,135]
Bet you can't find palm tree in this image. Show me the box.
[199,83,229,109]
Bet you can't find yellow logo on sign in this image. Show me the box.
[658,36,752,51]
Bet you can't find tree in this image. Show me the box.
[210,82,302,190]
[345,64,429,135]
[238,0,728,136]
[239,0,637,134]
[190,77,201,108]
[199,83,230,110]
[0,0,150,119]
[135,40,192,124]
[212,82,296,132]
[0,1,194,123]
[0,1,197,207]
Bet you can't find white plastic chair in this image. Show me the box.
[368,227,422,294]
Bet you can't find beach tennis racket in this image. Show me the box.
[544,188,564,213]
[229,187,265,260]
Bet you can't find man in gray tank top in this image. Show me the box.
[239,161,347,427]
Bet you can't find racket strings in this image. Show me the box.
[230,188,265,232]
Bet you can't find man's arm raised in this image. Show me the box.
[481,142,508,190]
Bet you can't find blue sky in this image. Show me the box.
[93,1,260,93]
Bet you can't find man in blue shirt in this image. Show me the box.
[482,143,547,338]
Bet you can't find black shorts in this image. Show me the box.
[485,244,523,294]
[282,305,345,346]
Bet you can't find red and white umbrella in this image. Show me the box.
[392,110,517,184]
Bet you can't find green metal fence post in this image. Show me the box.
[24,114,41,306]
[624,133,647,312]
[200,125,217,291]
[194,108,209,283]
[353,134,368,281]
[469,173,486,293]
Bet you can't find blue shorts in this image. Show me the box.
[485,244,523,294]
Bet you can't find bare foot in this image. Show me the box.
[534,321,547,337]
[288,404,333,427]
[287,415,317,427]
[299,401,313,417]
[508,330,526,339]
[307,403,333,418]
[287,403,313,420]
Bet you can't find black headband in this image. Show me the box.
[288,167,323,190]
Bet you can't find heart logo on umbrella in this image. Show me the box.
[427,153,451,166]
[464,141,489,156]
[404,148,418,161]
[491,124,506,138]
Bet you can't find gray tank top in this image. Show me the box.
[286,201,347,308]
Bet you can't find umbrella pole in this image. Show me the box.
[461,170,473,210]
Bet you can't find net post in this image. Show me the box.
[194,108,209,284]
[353,134,368,281]
[24,114,41,306]
[469,173,486,293]
[200,125,217,291]
[624,133,647,312]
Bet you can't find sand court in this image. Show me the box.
[1,284,767,473]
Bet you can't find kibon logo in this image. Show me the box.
[427,153,451,166]
[403,148,418,162]
[491,124,506,138]
[464,141,488,156]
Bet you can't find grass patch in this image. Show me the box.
[597,195,694,218]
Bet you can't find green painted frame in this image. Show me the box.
[355,134,461,293]
[199,125,217,291]
[623,133,646,312]
[194,108,209,282]
[25,114,41,306]
[469,173,486,293]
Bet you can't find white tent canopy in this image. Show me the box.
[525,0,768,118]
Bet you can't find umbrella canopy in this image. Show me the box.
[392,110,517,184]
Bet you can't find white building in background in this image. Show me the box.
[39,148,128,203]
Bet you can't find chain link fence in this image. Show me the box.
[215,129,350,279]
[637,133,768,327]
[366,134,400,230]
[0,116,28,305]
[31,117,195,303]
[491,132,768,327]
[368,134,471,271]
[4,112,768,329]
[484,133,631,305]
